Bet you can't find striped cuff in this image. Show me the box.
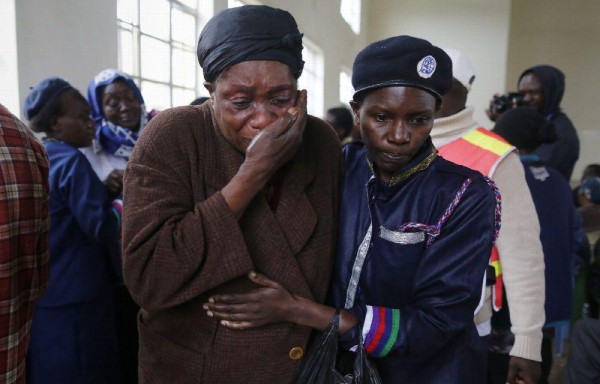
[362,305,401,357]
[112,199,123,230]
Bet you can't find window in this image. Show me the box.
[298,39,324,118]
[228,0,262,7]
[339,69,354,106]
[340,0,361,35]
[117,0,213,111]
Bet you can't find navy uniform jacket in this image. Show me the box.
[27,141,122,384]
[39,141,121,306]
[330,139,499,383]
[521,158,577,325]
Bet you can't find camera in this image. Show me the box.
[490,92,525,115]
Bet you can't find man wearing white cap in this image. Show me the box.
[431,49,545,384]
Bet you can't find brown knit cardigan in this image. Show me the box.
[122,102,342,383]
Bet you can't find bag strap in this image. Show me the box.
[331,309,340,330]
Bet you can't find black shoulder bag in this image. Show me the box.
[294,311,382,384]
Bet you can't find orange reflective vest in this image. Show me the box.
[438,127,514,311]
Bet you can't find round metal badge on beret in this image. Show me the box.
[417,55,437,79]
[351,35,452,102]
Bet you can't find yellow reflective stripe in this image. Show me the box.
[463,129,513,157]
[491,259,502,276]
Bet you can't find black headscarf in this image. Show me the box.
[518,65,565,116]
[197,5,304,83]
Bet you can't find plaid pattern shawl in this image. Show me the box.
[0,104,50,384]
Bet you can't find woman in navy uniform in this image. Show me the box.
[23,78,122,383]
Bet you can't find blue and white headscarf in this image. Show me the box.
[87,69,150,160]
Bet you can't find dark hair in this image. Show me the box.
[585,164,600,177]
[29,89,87,134]
[326,107,353,140]
[327,107,353,127]
[492,107,556,152]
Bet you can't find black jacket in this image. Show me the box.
[518,65,580,180]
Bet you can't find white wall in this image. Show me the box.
[507,0,600,182]
[15,0,118,119]
[0,0,20,115]
[0,0,20,116]
[365,0,512,128]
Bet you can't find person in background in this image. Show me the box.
[0,104,50,384]
[577,179,600,343]
[485,65,579,182]
[517,65,579,181]
[22,77,123,383]
[84,68,149,383]
[573,164,600,206]
[568,165,600,275]
[431,48,545,384]
[563,253,600,384]
[83,69,153,198]
[492,107,580,384]
[563,316,600,384]
[577,176,600,273]
[578,176,600,231]
[122,5,342,383]
[324,106,355,144]
[581,164,600,182]
[204,35,501,384]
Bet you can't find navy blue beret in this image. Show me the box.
[23,77,74,120]
[352,35,453,102]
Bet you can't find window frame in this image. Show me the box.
[117,0,211,110]
[298,37,325,118]
[340,0,361,35]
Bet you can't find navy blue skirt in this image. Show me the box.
[27,293,121,383]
